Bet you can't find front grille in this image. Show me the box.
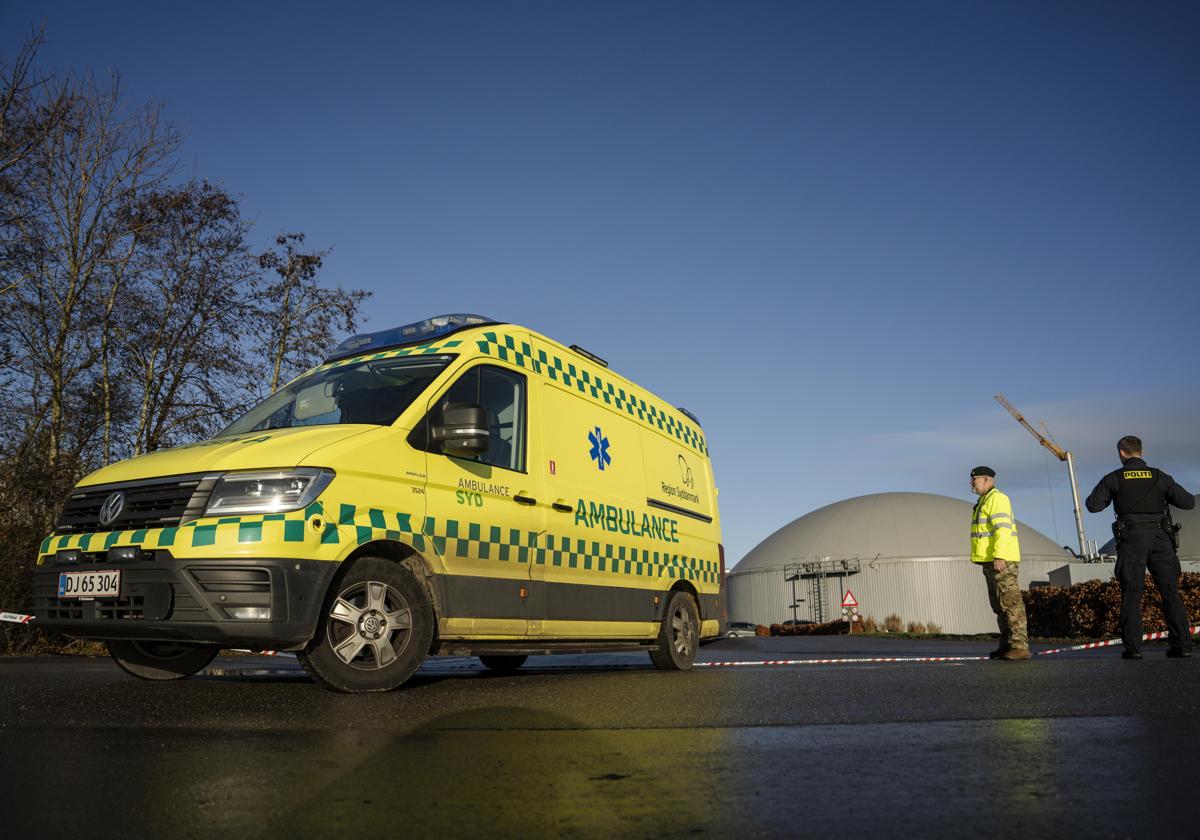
[98,595,145,621]
[54,549,172,565]
[43,600,85,620]
[190,568,271,594]
[34,570,210,622]
[55,474,218,534]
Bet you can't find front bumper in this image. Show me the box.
[31,556,339,650]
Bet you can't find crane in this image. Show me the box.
[994,394,1090,560]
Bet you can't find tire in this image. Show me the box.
[479,654,527,672]
[297,556,433,693]
[108,640,218,681]
[649,590,700,670]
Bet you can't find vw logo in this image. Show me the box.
[98,492,126,526]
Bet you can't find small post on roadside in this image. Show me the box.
[785,568,801,626]
[841,590,859,635]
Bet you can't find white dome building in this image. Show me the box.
[727,492,1073,634]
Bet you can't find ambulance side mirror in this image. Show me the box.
[431,403,490,458]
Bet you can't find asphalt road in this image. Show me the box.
[2,636,1197,839]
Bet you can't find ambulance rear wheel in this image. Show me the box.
[479,654,527,672]
[650,590,700,670]
[298,556,433,693]
[108,640,218,680]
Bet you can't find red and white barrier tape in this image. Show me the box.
[4,609,1197,666]
[1034,624,1200,657]
[1,613,290,656]
[697,654,987,667]
[697,624,1200,668]
[228,649,292,657]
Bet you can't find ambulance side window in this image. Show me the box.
[420,365,526,472]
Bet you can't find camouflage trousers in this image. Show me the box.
[982,561,1028,649]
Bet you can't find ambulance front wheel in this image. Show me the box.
[650,590,700,671]
[298,556,434,693]
[108,640,219,680]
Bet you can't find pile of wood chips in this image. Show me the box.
[1023,572,1200,638]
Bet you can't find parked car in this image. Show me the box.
[725,621,758,638]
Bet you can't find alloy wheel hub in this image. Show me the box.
[359,610,387,640]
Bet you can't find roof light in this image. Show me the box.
[568,344,608,368]
[325,314,497,363]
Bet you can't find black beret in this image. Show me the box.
[970,466,996,478]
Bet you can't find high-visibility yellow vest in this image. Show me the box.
[971,488,1021,563]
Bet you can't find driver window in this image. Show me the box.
[425,365,526,472]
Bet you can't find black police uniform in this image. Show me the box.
[1086,457,1195,655]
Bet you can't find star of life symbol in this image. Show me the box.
[588,426,611,471]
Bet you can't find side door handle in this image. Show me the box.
[551,500,574,513]
[514,493,537,506]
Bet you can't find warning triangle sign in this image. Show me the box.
[841,591,858,608]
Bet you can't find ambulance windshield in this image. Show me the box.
[217,356,453,437]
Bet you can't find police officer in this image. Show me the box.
[1086,436,1195,659]
[970,466,1030,660]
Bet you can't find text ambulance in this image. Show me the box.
[32,315,724,692]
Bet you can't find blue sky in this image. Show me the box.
[6,1,1198,564]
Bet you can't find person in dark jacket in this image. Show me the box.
[1086,435,1196,659]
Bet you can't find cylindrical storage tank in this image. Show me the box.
[727,492,1073,634]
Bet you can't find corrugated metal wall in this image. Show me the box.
[726,559,1067,634]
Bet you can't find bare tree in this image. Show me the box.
[1,26,69,295]
[118,181,259,454]
[257,232,371,393]
[1,72,179,466]
[0,38,374,653]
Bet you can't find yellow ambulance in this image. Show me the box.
[33,315,724,692]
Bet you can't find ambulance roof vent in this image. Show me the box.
[325,314,498,362]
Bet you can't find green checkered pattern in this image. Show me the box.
[474,331,710,456]
[304,339,466,377]
[39,505,326,559]
[39,501,718,585]
[533,531,718,583]
[38,502,429,559]
[409,508,718,584]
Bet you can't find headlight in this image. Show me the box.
[204,468,334,516]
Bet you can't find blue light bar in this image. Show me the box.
[325,314,498,363]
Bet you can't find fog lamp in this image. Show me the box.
[226,607,271,620]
